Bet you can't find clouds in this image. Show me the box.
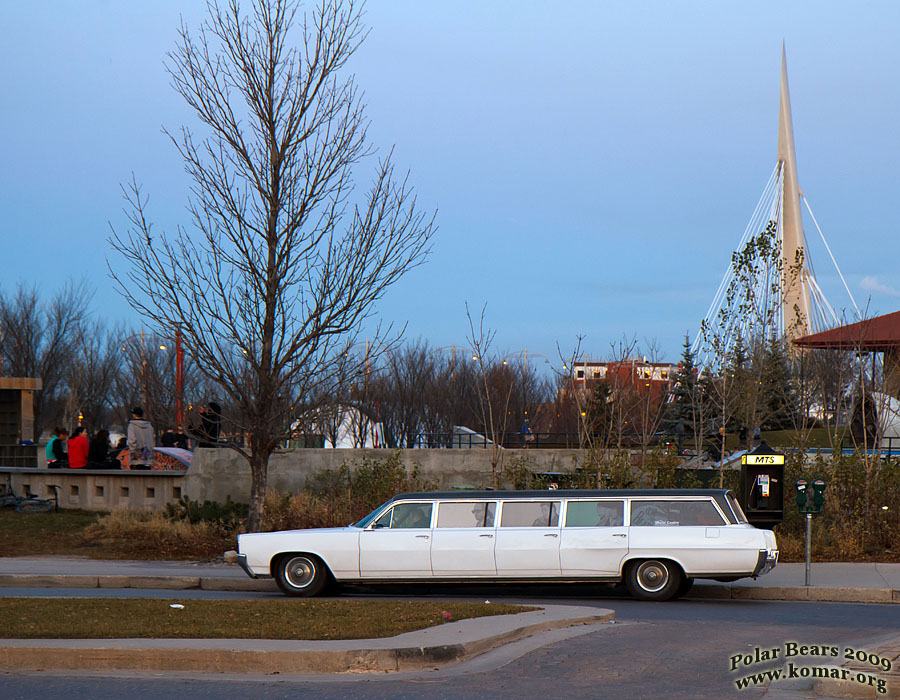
[861,276,900,297]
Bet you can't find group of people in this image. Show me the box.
[45,402,222,470]
[46,407,156,470]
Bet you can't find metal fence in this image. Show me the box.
[409,432,675,450]
[840,436,900,455]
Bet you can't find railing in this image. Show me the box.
[283,432,680,450]
[840,436,900,455]
[409,432,674,449]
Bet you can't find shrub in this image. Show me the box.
[164,496,247,527]
[774,451,900,561]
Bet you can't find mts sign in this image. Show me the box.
[743,454,785,466]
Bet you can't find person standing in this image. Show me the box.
[196,401,222,447]
[127,407,155,470]
[68,426,90,469]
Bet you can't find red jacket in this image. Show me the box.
[68,434,89,469]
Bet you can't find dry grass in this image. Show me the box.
[1,597,535,640]
[79,509,237,560]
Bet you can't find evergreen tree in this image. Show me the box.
[661,334,712,451]
[726,332,754,433]
[759,335,797,429]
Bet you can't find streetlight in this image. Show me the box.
[121,328,184,428]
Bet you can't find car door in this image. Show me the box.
[494,499,561,577]
[430,500,497,576]
[358,502,434,578]
[627,498,738,572]
[559,499,628,576]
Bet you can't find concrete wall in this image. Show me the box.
[183,447,589,503]
[2,468,185,511]
[2,448,591,511]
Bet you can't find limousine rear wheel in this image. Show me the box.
[625,559,682,601]
[275,553,328,597]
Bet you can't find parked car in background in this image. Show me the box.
[237,488,778,601]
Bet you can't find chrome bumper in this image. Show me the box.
[236,553,258,579]
[753,549,779,577]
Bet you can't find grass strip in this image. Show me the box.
[0,509,102,557]
[1,597,536,640]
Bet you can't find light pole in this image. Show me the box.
[157,328,185,427]
[124,330,180,430]
[175,327,184,427]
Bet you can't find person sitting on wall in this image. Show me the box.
[88,429,114,469]
[68,426,90,469]
[46,427,68,468]
[108,437,127,467]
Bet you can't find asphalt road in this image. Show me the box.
[4,589,899,700]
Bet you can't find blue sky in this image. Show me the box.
[2,1,899,371]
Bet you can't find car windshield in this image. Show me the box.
[351,504,387,529]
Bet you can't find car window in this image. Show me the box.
[436,501,496,528]
[565,500,624,527]
[726,492,747,523]
[500,501,560,527]
[630,500,726,527]
[374,503,433,529]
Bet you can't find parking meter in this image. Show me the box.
[795,478,808,511]
[811,478,826,514]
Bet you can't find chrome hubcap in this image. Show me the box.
[284,557,315,588]
[637,561,668,592]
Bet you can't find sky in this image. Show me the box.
[3,1,900,373]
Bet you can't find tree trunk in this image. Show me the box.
[247,445,270,533]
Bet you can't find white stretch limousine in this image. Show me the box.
[237,488,778,601]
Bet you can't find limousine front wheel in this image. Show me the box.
[275,553,328,597]
[625,559,682,601]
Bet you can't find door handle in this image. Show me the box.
[479,534,494,538]
[544,533,558,538]
[415,535,430,539]
[612,533,627,538]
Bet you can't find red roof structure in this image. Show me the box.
[793,311,900,352]
[794,312,900,394]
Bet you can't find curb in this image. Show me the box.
[688,584,900,604]
[0,574,279,593]
[0,609,614,674]
[2,575,899,603]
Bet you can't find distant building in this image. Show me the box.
[572,358,676,398]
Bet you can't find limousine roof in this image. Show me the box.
[387,488,734,501]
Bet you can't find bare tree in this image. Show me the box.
[63,320,122,432]
[109,0,434,531]
[0,281,92,436]
[466,303,515,487]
